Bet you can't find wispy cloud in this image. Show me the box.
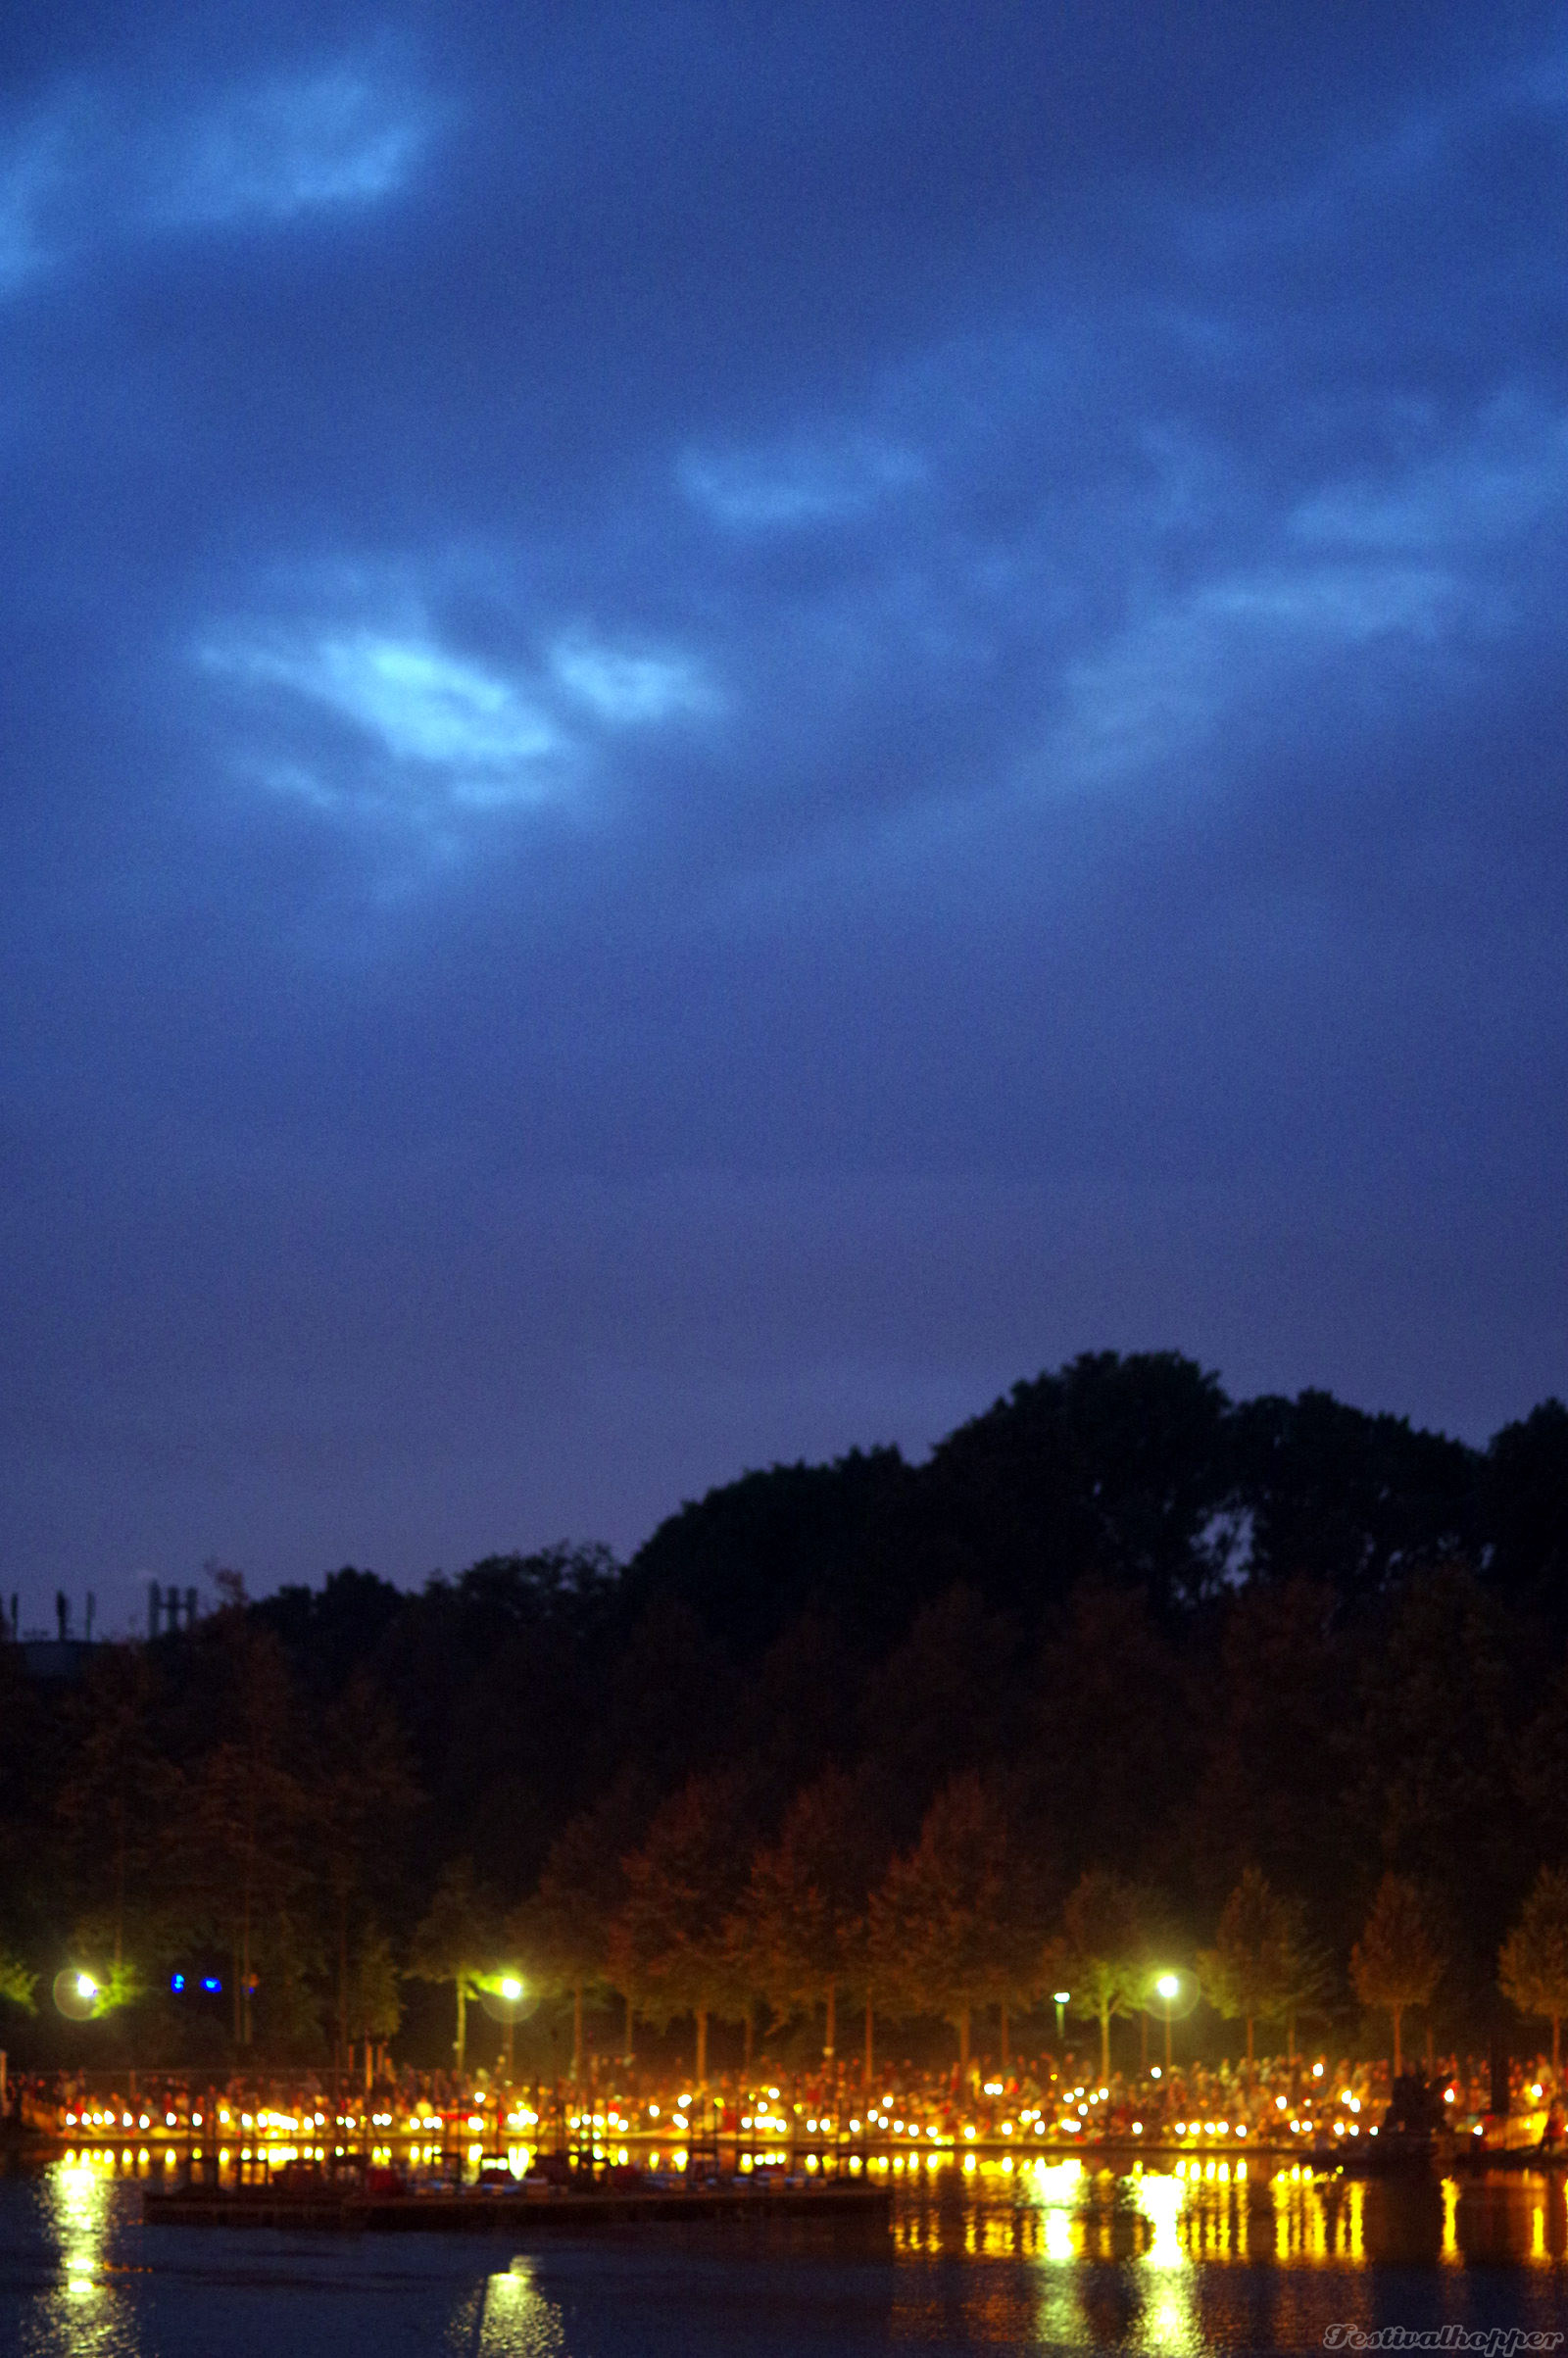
[550,638,714,724]
[1292,398,1568,555]
[197,598,720,836]
[678,434,924,530]
[153,68,429,230]
[0,55,432,297]
[1051,560,1472,791]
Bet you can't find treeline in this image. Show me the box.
[3,1351,1568,2076]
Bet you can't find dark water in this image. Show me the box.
[5,2153,1568,2355]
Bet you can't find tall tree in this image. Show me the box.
[56,1646,169,1976]
[1234,1389,1479,1599]
[1484,1400,1568,1627]
[409,1860,500,2076]
[1199,1868,1295,2066]
[615,1771,752,2086]
[310,1670,421,2075]
[1498,1867,1568,2074]
[733,1766,876,2070]
[524,1780,649,2082]
[170,1621,309,2048]
[1054,1868,1146,2082]
[1350,1874,1445,2076]
[867,1774,1041,2078]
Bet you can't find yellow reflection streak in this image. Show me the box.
[473,2258,566,2354]
[29,2155,125,2356]
[1028,2154,1086,2347]
[1133,2172,1202,2356]
[1442,2175,1460,2265]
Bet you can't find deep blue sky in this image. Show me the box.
[4,2,1565,1631]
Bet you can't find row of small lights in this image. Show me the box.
[64,2062,1544,2153]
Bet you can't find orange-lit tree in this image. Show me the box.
[1349,1873,1445,2076]
[1498,1866,1568,2074]
[410,1858,501,2077]
[615,1771,751,2087]
[731,1766,876,2077]
[525,1780,648,2083]
[1053,1868,1146,2083]
[1198,1867,1295,2068]
[867,1773,1040,2080]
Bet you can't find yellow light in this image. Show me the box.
[1155,1973,1179,2000]
[500,1976,523,2001]
[74,1973,97,2000]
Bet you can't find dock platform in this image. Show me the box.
[143,2178,893,2234]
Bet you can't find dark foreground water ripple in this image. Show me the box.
[5,2152,1568,2355]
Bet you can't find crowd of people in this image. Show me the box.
[9,2044,1565,2157]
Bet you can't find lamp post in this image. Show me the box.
[1054,1990,1069,2052]
[1156,1974,1179,2077]
[499,1978,523,2084]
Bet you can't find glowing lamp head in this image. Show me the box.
[500,1976,523,2002]
[75,1973,97,1999]
[1054,1990,1070,2005]
[1156,1973,1179,2001]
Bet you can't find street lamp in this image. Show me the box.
[1054,1990,1069,2048]
[53,1967,101,2022]
[480,1974,531,2084]
[1156,1973,1179,2076]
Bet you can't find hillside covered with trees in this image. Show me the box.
[4,1352,1568,2080]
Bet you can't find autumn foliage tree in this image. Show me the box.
[1350,1873,1445,2075]
[409,1859,502,2076]
[615,1771,751,2086]
[732,1766,876,2072]
[524,1781,648,2081]
[1498,1867,1568,2073]
[1199,1868,1296,2067]
[868,1773,1040,2077]
[1054,1868,1146,2082]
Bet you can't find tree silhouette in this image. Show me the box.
[1499,1867,1568,2073]
[524,1780,647,2082]
[169,1622,309,2048]
[409,1860,500,2076]
[56,1646,169,1978]
[1054,1868,1146,2082]
[1350,1873,1445,2075]
[311,1670,421,2075]
[615,1771,751,2086]
[1199,1868,1295,2067]
[867,1773,1040,2078]
[733,1766,875,2069]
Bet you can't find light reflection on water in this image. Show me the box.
[7,2150,1568,2355]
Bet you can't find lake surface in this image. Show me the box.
[5,2152,1568,2355]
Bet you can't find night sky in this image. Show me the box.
[4,2,1565,1627]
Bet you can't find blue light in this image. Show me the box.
[202,1976,221,1992]
[171,1973,185,1992]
